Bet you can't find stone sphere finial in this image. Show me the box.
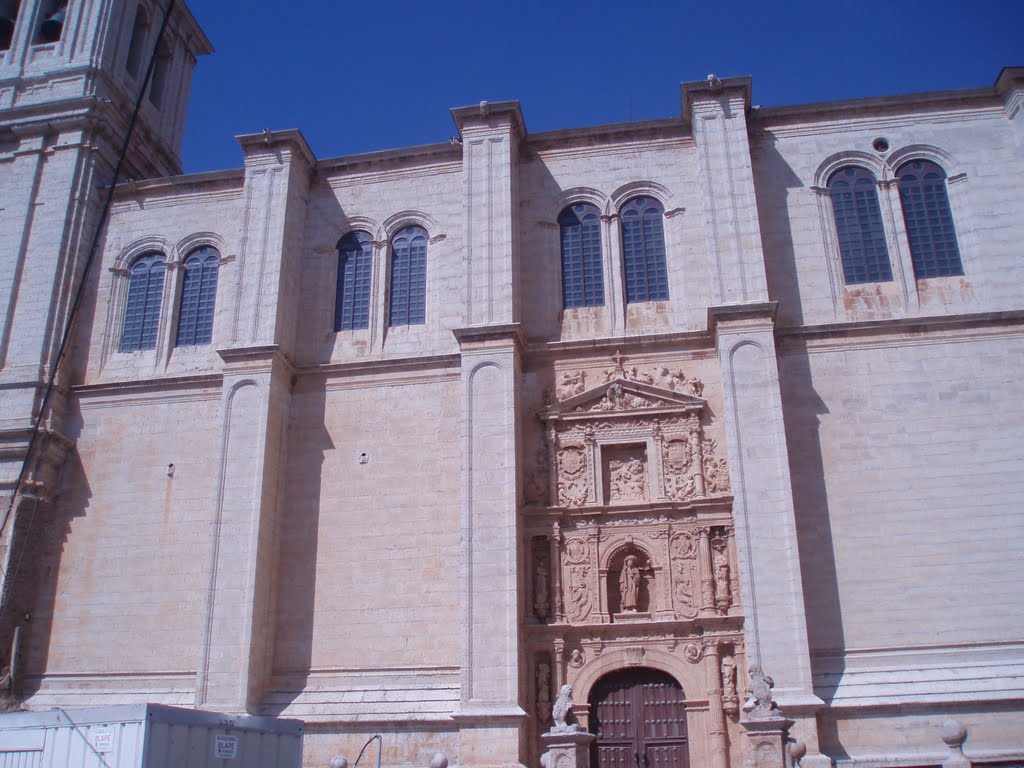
[940,720,967,747]
[429,753,448,768]
[330,758,349,768]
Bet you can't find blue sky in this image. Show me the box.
[179,0,1024,174]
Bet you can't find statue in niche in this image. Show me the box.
[721,654,739,714]
[608,454,647,502]
[567,566,592,621]
[702,437,731,494]
[713,545,732,611]
[536,662,551,723]
[534,550,550,620]
[619,555,642,611]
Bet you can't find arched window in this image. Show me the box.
[827,166,892,284]
[559,203,604,308]
[125,5,149,77]
[175,246,219,347]
[335,231,372,331]
[896,160,963,278]
[620,197,669,302]
[120,252,165,352]
[389,226,427,326]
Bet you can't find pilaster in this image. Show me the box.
[708,303,828,764]
[453,323,527,768]
[195,345,294,712]
[682,76,768,305]
[232,129,315,354]
[451,101,525,326]
[995,67,1024,155]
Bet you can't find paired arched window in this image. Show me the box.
[559,203,604,309]
[175,246,219,346]
[558,197,669,309]
[389,226,427,326]
[621,196,669,302]
[335,231,372,331]
[120,252,165,352]
[896,159,963,278]
[826,158,962,284]
[826,166,893,284]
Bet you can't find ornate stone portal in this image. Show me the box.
[523,357,745,768]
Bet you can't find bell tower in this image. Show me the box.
[0,0,211,692]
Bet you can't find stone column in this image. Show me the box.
[453,325,526,768]
[697,526,716,615]
[703,641,729,768]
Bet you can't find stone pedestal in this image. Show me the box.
[540,728,595,768]
[741,716,795,768]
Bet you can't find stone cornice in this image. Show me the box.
[453,323,524,351]
[72,373,223,397]
[776,309,1024,344]
[317,141,462,176]
[707,302,778,333]
[753,87,1000,128]
[218,344,298,377]
[525,329,713,358]
[307,352,460,379]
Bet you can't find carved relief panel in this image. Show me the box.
[538,363,730,509]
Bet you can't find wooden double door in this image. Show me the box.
[589,668,690,768]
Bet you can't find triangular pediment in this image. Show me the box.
[542,378,706,420]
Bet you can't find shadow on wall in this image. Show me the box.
[261,375,331,716]
[750,127,807,327]
[775,340,850,760]
[14,399,92,703]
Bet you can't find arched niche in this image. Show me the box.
[606,545,653,617]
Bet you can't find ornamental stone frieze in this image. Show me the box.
[527,519,739,626]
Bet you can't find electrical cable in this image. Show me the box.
[0,0,178,617]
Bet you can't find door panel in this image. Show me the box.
[590,669,688,768]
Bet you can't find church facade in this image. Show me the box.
[0,2,1022,767]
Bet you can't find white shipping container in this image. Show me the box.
[0,703,303,768]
